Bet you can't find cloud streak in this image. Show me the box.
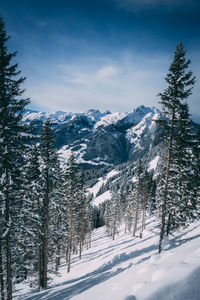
[96,66,120,80]
[113,0,199,11]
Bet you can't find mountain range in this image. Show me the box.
[23,105,162,168]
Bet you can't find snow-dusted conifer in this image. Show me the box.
[64,154,79,273]
[190,125,200,219]
[39,120,63,288]
[124,186,135,234]
[16,144,42,284]
[157,42,195,253]
[133,160,143,237]
[109,190,122,240]
[0,17,30,299]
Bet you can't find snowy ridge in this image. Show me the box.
[23,106,159,130]
[23,109,111,125]
[23,110,73,123]
[122,105,155,126]
[126,107,160,149]
[14,217,200,300]
[94,112,126,129]
[83,109,111,124]
[23,105,161,167]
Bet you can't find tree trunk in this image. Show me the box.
[43,201,49,289]
[67,199,73,273]
[124,222,127,234]
[158,112,174,253]
[166,212,171,236]
[37,195,42,291]
[55,241,60,271]
[89,232,92,249]
[133,201,139,237]
[0,232,5,300]
[141,190,147,233]
[37,230,41,291]
[6,232,12,300]
[79,220,83,260]
[133,170,141,237]
[79,238,82,260]
[112,224,115,240]
[5,170,12,300]
[66,245,68,264]
[41,169,50,289]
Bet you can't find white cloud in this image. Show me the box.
[60,64,120,86]
[96,66,120,80]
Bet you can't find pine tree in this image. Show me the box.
[64,154,78,273]
[39,120,63,288]
[49,171,66,273]
[17,144,42,284]
[0,17,30,299]
[157,42,195,253]
[140,170,150,237]
[104,200,112,236]
[124,186,134,234]
[109,190,122,240]
[76,170,88,260]
[148,173,157,214]
[84,195,93,249]
[133,160,143,237]
[166,103,195,233]
[191,125,200,218]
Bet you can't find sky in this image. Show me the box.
[1,0,200,121]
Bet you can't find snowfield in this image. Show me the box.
[88,169,119,206]
[14,216,200,300]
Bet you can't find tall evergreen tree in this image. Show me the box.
[109,190,122,240]
[0,17,30,299]
[39,120,63,289]
[17,144,42,284]
[157,42,195,253]
[64,154,78,273]
[191,125,200,218]
[124,186,134,234]
[133,160,143,237]
[76,170,88,260]
[166,103,195,233]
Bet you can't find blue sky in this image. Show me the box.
[1,0,200,120]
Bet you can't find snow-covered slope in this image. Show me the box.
[14,217,200,300]
[88,169,119,205]
[94,112,126,129]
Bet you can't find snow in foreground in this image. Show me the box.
[14,216,200,300]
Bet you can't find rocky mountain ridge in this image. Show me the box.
[23,105,161,168]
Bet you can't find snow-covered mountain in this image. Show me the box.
[24,105,161,167]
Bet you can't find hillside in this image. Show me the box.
[14,216,200,300]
